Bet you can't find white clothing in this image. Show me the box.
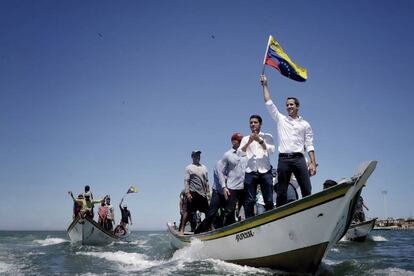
[265,100,314,154]
[238,132,275,173]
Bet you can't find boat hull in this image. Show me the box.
[167,161,377,273]
[67,217,119,245]
[345,218,377,242]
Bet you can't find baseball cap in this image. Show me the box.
[191,150,201,156]
[231,132,243,142]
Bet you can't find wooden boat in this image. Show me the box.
[167,161,377,274]
[344,218,377,242]
[67,216,128,245]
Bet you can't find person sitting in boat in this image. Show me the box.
[98,202,107,227]
[179,150,210,234]
[322,179,338,190]
[353,196,369,223]
[104,196,115,231]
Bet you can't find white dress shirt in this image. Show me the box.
[265,100,314,154]
[238,132,275,173]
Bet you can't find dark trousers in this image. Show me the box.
[244,170,274,218]
[223,189,245,226]
[276,154,311,207]
[195,190,225,233]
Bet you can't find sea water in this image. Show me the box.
[0,230,413,275]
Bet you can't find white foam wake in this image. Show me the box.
[170,238,271,274]
[323,258,343,266]
[371,235,387,242]
[76,251,164,272]
[34,237,68,246]
[370,267,414,275]
[0,261,13,273]
[206,258,272,275]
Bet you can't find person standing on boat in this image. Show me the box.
[119,198,132,228]
[179,150,210,234]
[260,74,317,207]
[353,196,369,222]
[104,196,115,231]
[194,160,227,233]
[68,191,107,219]
[220,133,248,226]
[238,115,276,218]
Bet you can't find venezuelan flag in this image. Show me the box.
[127,185,138,194]
[264,35,308,82]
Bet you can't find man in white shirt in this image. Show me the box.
[260,74,317,207]
[238,115,276,218]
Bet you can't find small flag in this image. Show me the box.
[263,35,308,82]
[127,186,138,194]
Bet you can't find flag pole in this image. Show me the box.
[262,35,272,74]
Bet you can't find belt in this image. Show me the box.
[279,152,303,158]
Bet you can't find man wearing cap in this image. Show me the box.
[179,150,210,234]
[195,132,247,233]
[238,115,276,218]
[219,132,248,226]
[260,74,317,208]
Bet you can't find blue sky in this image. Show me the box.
[1,1,413,230]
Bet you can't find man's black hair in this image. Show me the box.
[287,97,300,106]
[249,114,262,124]
[85,185,90,192]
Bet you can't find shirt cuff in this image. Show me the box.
[306,146,315,152]
[265,99,274,106]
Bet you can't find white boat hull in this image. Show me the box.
[167,161,377,273]
[345,218,377,242]
[67,217,119,245]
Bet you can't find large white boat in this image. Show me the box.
[167,161,377,274]
[67,216,128,245]
[345,218,377,242]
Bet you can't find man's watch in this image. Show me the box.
[259,139,264,144]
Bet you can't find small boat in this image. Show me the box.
[167,161,377,274]
[345,218,377,242]
[67,216,127,245]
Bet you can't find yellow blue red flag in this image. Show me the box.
[126,185,138,194]
[263,35,308,82]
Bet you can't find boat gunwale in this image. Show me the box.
[169,180,355,242]
[349,217,378,229]
[67,216,120,241]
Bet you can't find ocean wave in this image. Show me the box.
[370,267,414,275]
[0,261,13,273]
[34,237,68,246]
[206,258,272,275]
[76,251,165,272]
[323,258,343,266]
[171,238,208,261]
[371,235,388,242]
[330,248,340,253]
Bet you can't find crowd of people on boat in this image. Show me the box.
[178,74,318,234]
[68,185,132,237]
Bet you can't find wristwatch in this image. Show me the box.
[259,139,264,144]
